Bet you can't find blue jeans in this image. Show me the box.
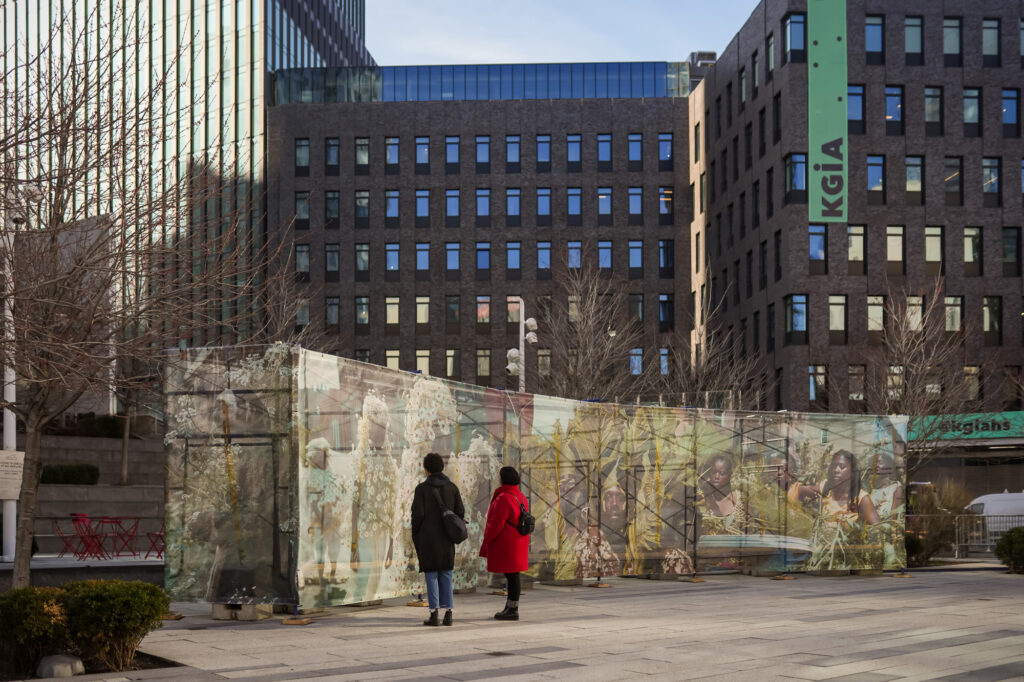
[424,570,453,611]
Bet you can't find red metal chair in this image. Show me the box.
[71,514,108,560]
[145,520,164,559]
[53,518,83,559]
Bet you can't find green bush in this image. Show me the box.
[63,580,169,671]
[904,532,924,565]
[40,463,101,485]
[0,587,69,678]
[994,526,1024,574]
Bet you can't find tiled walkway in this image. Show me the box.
[95,568,1024,681]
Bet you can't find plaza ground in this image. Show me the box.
[66,565,1024,681]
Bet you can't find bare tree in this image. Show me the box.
[661,278,765,410]
[531,259,659,403]
[1,7,268,587]
[861,279,975,473]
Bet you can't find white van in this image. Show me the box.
[966,491,1024,542]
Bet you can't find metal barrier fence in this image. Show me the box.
[956,515,1024,556]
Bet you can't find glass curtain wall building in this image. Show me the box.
[1,0,373,345]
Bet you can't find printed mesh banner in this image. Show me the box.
[165,346,907,606]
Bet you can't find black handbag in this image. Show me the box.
[504,496,535,536]
[431,486,468,544]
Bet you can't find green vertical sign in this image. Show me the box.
[808,0,848,222]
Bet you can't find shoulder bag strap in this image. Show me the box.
[430,485,449,513]
[501,493,522,529]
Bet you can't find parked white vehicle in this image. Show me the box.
[965,491,1024,543]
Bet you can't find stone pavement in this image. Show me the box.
[98,568,1024,681]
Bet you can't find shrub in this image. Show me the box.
[63,580,169,671]
[903,532,924,566]
[0,587,69,678]
[905,478,973,566]
[994,526,1024,574]
[40,463,101,485]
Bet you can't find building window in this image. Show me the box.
[597,187,612,225]
[965,366,981,402]
[772,93,782,143]
[906,156,924,204]
[507,241,521,272]
[325,137,340,175]
[599,240,613,270]
[885,86,904,135]
[325,297,339,327]
[628,133,643,170]
[759,241,768,289]
[446,135,460,169]
[506,188,521,226]
[354,296,369,326]
[829,295,847,344]
[445,296,460,325]
[628,294,644,321]
[659,294,674,332]
[888,365,904,400]
[739,67,747,105]
[847,225,865,275]
[414,136,429,172]
[925,226,944,275]
[317,242,338,284]
[416,242,429,273]
[294,191,310,230]
[984,296,1003,345]
[848,365,866,404]
[784,294,807,345]
[848,85,865,134]
[567,187,582,225]
[476,241,491,276]
[767,303,776,352]
[629,348,643,376]
[476,349,491,378]
[476,188,491,226]
[537,188,552,226]
[784,153,807,203]
[964,226,983,276]
[506,296,521,324]
[385,243,400,280]
[1003,89,1020,137]
[886,226,905,275]
[414,350,430,375]
[385,136,399,170]
[809,365,828,409]
[659,239,674,278]
[567,133,582,171]
[943,17,962,67]
[355,137,370,174]
[944,296,963,332]
[537,241,551,274]
[699,173,706,213]
[944,156,963,205]
[1003,227,1021,276]
[476,295,490,324]
[446,189,460,226]
[658,187,674,223]
[867,295,885,333]
[866,16,884,64]
[963,87,981,137]
[597,133,612,170]
[693,123,701,164]
[294,244,310,281]
[766,167,774,216]
[567,240,582,269]
[983,18,1001,67]
[446,349,460,378]
[294,299,309,329]
[416,296,430,325]
[536,348,551,377]
[476,135,490,172]
[905,16,923,65]
[294,138,309,175]
[659,132,673,171]
[416,189,430,225]
[354,243,369,281]
[809,225,827,274]
[629,240,643,277]
[773,230,782,281]
[627,186,643,225]
[536,134,551,171]
[983,157,1001,206]
[906,296,924,331]
[784,13,806,63]
[867,155,885,203]
[506,135,521,171]
[385,189,399,225]
[1004,367,1022,410]
[446,241,460,271]
[924,87,943,135]
[354,190,369,228]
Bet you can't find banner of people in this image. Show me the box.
[164,346,908,607]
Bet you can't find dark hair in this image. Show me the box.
[825,449,860,501]
[499,466,520,485]
[423,452,444,474]
[700,454,733,483]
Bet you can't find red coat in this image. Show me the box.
[479,484,530,573]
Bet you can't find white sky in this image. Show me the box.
[366,1,763,66]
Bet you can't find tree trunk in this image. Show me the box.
[11,417,42,588]
[119,404,133,485]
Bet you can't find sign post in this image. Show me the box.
[0,450,23,561]
[808,0,848,223]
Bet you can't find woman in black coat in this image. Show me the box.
[411,452,465,626]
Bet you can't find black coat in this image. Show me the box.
[411,473,465,572]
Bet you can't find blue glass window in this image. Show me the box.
[537,241,551,269]
[809,225,826,261]
[537,188,551,216]
[629,240,643,268]
[446,242,460,269]
[476,242,490,270]
[568,240,582,269]
[476,136,490,163]
[867,155,885,191]
[476,189,490,217]
[386,243,399,270]
[599,240,612,269]
[507,241,521,269]
[416,242,429,270]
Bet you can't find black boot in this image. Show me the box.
[423,610,439,626]
[494,600,519,621]
[442,609,453,626]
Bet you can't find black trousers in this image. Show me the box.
[504,572,521,601]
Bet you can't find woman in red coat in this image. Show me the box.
[480,466,530,621]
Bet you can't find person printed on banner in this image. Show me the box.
[411,452,465,626]
[796,450,881,527]
[480,466,530,621]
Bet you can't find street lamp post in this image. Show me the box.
[0,207,23,562]
[506,296,537,393]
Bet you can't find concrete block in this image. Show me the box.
[211,603,273,621]
[36,654,85,678]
